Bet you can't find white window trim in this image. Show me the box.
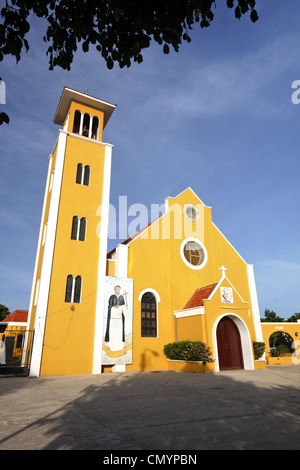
[184,204,199,221]
[138,288,160,338]
[68,275,82,303]
[72,216,87,241]
[180,237,208,270]
[138,288,161,302]
[77,164,91,186]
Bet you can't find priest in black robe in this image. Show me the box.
[104,285,127,343]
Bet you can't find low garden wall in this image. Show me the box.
[167,359,215,373]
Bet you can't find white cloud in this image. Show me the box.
[259,259,300,272]
[145,31,300,119]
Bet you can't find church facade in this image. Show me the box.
[25,87,267,377]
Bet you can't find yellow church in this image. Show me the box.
[25,86,271,377]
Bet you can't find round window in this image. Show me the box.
[180,238,207,270]
[184,204,199,221]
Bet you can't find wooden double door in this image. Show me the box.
[217,316,244,370]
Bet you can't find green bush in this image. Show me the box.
[253,341,265,360]
[163,340,214,364]
[271,344,291,357]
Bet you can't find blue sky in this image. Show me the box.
[1,0,300,319]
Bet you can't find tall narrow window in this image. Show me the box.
[83,165,90,186]
[79,217,87,241]
[141,292,157,337]
[71,216,86,241]
[76,164,90,186]
[65,275,82,303]
[73,110,81,134]
[72,110,99,140]
[82,113,90,137]
[74,276,82,303]
[71,216,79,240]
[65,275,73,302]
[76,164,83,184]
[91,116,99,139]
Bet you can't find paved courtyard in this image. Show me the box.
[0,365,299,450]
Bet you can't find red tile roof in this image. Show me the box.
[3,310,28,323]
[183,284,217,309]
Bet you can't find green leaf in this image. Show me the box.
[250,9,259,23]
[163,43,169,54]
[106,55,114,69]
[235,6,242,19]
[200,18,210,28]
[82,40,89,52]
[0,112,10,125]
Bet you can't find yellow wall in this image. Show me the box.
[39,103,108,376]
[106,260,116,277]
[261,323,300,364]
[125,188,258,372]
[176,315,205,342]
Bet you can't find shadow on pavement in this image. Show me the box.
[0,365,300,450]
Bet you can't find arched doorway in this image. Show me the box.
[217,316,244,370]
[269,331,294,357]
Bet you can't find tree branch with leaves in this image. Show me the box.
[0,0,259,124]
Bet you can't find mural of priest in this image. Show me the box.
[104,285,128,351]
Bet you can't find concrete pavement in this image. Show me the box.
[0,365,300,450]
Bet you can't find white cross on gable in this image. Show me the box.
[219,266,227,276]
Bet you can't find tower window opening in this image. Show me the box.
[72,110,100,140]
[83,165,90,186]
[65,275,82,303]
[71,216,87,241]
[76,164,90,186]
[73,110,81,134]
[79,217,87,241]
[91,116,99,140]
[82,113,90,137]
[74,276,82,303]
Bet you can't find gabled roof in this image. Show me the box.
[183,284,218,309]
[107,215,163,258]
[107,187,201,258]
[2,310,28,323]
[53,85,117,128]
[106,187,246,267]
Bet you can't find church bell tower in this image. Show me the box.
[26,86,116,376]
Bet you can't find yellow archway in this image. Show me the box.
[261,323,300,365]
